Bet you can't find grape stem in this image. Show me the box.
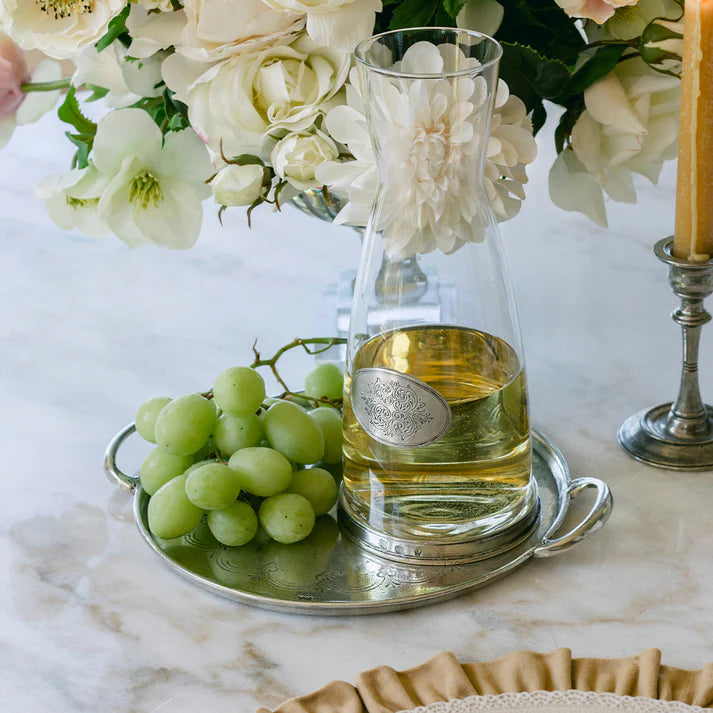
[250,337,347,408]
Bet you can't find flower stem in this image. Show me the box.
[21,78,72,93]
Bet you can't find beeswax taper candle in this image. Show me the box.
[674,0,713,261]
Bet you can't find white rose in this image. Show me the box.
[271,129,338,190]
[605,0,681,39]
[186,33,349,159]
[549,57,680,226]
[263,0,380,51]
[180,0,304,62]
[0,0,126,59]
[211,164,266,207]
[554,0,636,24]
[456,0,504,37]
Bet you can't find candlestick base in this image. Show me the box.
[618,403,713,470]
[618,238,713,471]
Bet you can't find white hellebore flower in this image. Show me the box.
[185,33,349,159]
[271,129,338,190]
[554,0,636,24]
[549,57,680,227]
[91,108,212,248]
[211,164,265,207]
[263,0,381,51]
[72,42,165,109]
[36,164,110,238]
[0,0,126,59]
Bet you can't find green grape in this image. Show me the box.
[213,367,266,415]
[135,397,171,443]
[263,401,324,464]
[185,462,241,510]
[207,501,258,546]
[308,407,343,464]
[263,515,339,584]
[259,493,316,544]
[148,474,204,539]
[140,448,194,495]
[154,394,217,456]
[213,413,263,457]
[287,468,338,516]
[304,363,343,401]
[184,458,218,476]
[228,447,293,497]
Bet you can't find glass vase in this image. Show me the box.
[341,28,536,555]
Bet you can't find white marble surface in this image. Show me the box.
[2,112,713,713]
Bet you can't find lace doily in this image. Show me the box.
[400,691,708,713]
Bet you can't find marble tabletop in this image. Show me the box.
[2,112,713,713]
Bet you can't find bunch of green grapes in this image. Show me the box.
[135,363,344,546]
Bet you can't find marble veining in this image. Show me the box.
[2,112,713,713]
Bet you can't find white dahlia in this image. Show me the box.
[316,59,537,256]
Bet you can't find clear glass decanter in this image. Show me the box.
[341,28,536,555]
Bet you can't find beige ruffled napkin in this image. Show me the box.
[257,649,713,713]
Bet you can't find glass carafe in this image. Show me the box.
[341,28,536,558]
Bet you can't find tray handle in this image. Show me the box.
[533,476,612,558]
[104,423,140,493]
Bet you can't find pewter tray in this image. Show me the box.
[104,428,612,615]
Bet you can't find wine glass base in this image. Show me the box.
[618,403,713,471]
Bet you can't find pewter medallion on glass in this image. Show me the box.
[351,367,452,448]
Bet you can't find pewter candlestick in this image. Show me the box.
[619,238,713,470]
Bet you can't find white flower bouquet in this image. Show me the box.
[0,0,684,248]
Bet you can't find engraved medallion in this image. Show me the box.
[351,367,452,447]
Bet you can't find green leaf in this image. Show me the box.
[554,96,584,154]
[57,86,97,136]
[560,43,629,97]
[496,0,584,66]
[640,17,684,76]
[95,4,130,53]
[434,1,453,25]
[65,132,93,169]
[443,0,467,18]
[499,42,570,112]
[84,84,110,102]
[389,0,438,29]
[531,102,547,135]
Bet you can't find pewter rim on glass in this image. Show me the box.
[618,237,713,470]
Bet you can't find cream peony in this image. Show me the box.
[0,0,126,59]
[262,0,380,51]
[549,57,680,227]
[184,33,349,159]
[211,164,266,207]
[271,128,338,190]
[554,0,636,24]
[89,108,212,248]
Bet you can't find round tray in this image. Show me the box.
[104,428,612,615]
